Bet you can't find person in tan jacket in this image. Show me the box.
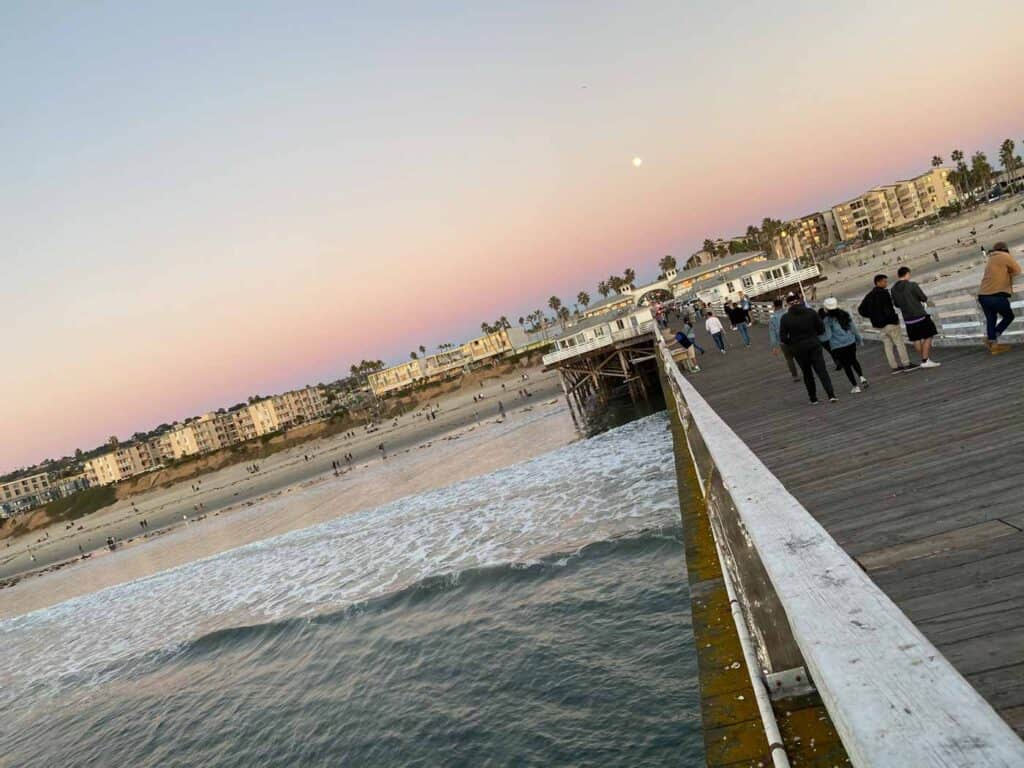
[978,242,1022,354]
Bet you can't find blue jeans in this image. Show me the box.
[736,322,750,346]
[689,337,705,354]
[978,294,1015,340]
[712,332,726,351]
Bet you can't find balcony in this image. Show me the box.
[542,320,655,366]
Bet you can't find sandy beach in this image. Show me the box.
[0,364,578,617]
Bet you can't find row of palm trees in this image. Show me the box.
[934,139,1022,203]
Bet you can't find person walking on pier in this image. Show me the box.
[891,267,940,368]
[726,300,752,347]
[977,242,1020,355]
[779,293,836,404]
[705,310,726,353]
[823,298,869,393]
[768,298,799,381]
[681,316,705,355]
[857,274,915,374]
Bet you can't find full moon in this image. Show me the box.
[632,156,643,167]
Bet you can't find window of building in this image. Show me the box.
[742,276,754,288]
[594,326,606,337]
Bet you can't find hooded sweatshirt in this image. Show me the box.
[978,248,1022,296]
[890,279,929,321]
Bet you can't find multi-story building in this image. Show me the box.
[83,441,161,486]
[218,407,256,444]
[248,399,286,436]
[1,471,54,515]
[831,168,957,241]
[275,386,328,425]
[423,349,468,381]
[459,328,528,364]
[790,211,840,255]
[367,360,426,397]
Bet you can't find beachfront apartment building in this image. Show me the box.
[83,441,161,486]
[423,349,468,381]
[1,471,54,515]
[831,168,957,241]
[459,328,528,363]
[367,359,426,397]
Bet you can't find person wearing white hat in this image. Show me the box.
[822,298,869,393]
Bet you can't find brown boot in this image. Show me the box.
[990,343,1012,355]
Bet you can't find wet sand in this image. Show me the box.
[0,366,577,617]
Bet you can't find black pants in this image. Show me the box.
[792,344,835,401]
[831,344,863,387]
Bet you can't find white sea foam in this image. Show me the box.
[0,414,677,709]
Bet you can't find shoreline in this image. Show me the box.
[0,366,575,618]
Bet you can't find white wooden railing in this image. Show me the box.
[542,320,656,366]
[657,334,1024,767]
[850,287,1022,346]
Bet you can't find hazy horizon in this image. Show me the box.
[4,0,1024,472]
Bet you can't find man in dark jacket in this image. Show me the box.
[858,274,914,374]
[891,266,940,368]
[725,301,752,347]
[779,293,836,404]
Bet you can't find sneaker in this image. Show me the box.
[859,376,869,388]
[828,396,838,403]
[809,399,819,405]
[891,366,904,375]
[720,350,726,354]
[920,359,941,368]
[850,386,862,394]
[903,363,920,371]
[693,366,702,372]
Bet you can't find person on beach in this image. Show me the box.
[857,274,915,374]
[779,293,837,404]
[705,311,726,353]
[891,266,940,368]
[726,301,752,346]
[498,401,506,419]
[822,298,869,393]
[977,242,1020,355]
[768,298,799,381]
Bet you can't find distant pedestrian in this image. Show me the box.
[705,311,726,353]
[858,274,915,374]
[681,317,704,355]
[779,293,836,404]
[823,298,869,393]
[768,298,799,382]
[891,266,940,368]
[726,301,752,347]
[977,241,1020,355]
[933,251,939,263]
[498,401,506,419]
[673,330,700,373]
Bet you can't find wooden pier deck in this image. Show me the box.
[677,323,1024,735]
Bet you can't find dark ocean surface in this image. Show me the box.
[1,414,703,766]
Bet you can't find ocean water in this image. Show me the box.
[0,414,702,767]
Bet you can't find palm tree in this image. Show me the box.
[597,280,610,297]
[951,149,967,201]
[518,316,525,328]
[999,139,1018,193]
[410,351,418,360]
[658,254,676,275]
[608,275,624,293]
[701,238,716,258]
[971,151,993,196]
[622,267,636,287]
[498,315,510,330]
[931,155,943,169]
[557,306,571,328]
[577,291,591,308]
[548,296,562,314]
[418,345,426,355]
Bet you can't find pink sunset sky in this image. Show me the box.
[3,1,1024,472]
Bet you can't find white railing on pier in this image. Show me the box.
[657,335,1024,767]
[542,320,656,366]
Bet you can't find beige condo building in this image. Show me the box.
[831,168,957,241]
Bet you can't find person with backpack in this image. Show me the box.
[823,298,869,393]
[858,274,915,374]
[673,329,700,373]
[726,300,752,347]
[768,298,799,381]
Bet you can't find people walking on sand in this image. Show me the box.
[891,266,940,368]
[726,300,752,346]
[977,241,1021,355]
[823,298,869,393]
[498,401,506,419]
[768,298,799,382]
[857,274,915,374]
[705,311,726,353]
[779,293,836,404]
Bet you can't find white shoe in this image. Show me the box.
[859,377,869,388]
[720,350,726,354]
[920,359,941,368]
[851,386,862,394]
